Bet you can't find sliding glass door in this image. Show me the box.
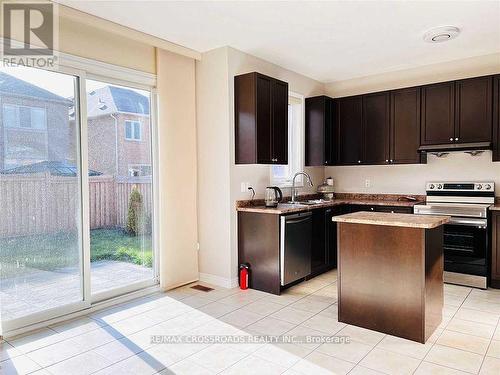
[86,79,155,298]
[0,66,85,324]
[0,65,157,331]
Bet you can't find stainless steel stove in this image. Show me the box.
[414,182,495,289]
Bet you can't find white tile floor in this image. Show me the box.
[1,269,500,374]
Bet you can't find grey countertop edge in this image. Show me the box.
[236,199,423,215]
[331,212,450,229]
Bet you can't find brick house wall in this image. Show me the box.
[0,96,73,171]
[87,113,151,177]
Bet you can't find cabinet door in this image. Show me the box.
[421,82,455,145]
[324,98,337,165]
[326,207,342,268]
[494,76,500,161]
[390,87,421,164]
[491,212,500,286]
[311,208,327,274]
[256,74,273,163]
[305,96,326,166]
[455,76,493,143]
[363,92,390,164]
[338,96,363,164]
[271,79,288,164]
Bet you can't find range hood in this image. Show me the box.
[418,142,491,153]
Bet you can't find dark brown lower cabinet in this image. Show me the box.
[310,206,343,276]
[238,204,414,295]
[491,211,500,288]
[348,205,413,214]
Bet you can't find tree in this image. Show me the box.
[126,187,144,236]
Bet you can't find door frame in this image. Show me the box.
[1,55,160,334]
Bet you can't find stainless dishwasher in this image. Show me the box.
[280,212,312,286]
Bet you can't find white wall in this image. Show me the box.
[196,46,326,286]
[197,48,500,287]
[323,52,500,196]
[227,47,326,281]
[326,152,500,195]
[325,53,500,98]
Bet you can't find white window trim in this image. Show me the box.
[270,91,305,188]
[0,53,160,334]
[125,120,142,141]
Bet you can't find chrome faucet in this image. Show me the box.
[291,172,314,203]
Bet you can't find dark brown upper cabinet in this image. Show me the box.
[494,75,500,161]
[421,81,455,145]
[363,92,390,164]
[390,87,422,164]
[337,96,363,165]
[421,76,493,147]
[234,72,288,164]
[305,96,336,166]
[455,76,492,143]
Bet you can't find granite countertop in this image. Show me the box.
[331,211,450,229]
[236,198,423,215]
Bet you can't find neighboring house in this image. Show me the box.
[86,86,151,177]
[0,72,74,171]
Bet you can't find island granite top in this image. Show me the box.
[331,211,450,229]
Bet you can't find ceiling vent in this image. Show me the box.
[423,26,460,43]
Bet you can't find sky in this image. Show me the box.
[0,65,149,99]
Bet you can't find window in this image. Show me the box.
[125,120,141,140]
[128,164,152,177]
[2,105,49,169]
[3,104,47,129]
[271,93,304,186]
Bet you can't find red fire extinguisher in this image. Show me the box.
[239,264,250,290]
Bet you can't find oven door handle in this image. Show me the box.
[448,217,488,228]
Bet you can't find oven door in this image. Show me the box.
[443,217,488,277]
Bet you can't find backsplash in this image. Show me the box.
[325,151,500,195]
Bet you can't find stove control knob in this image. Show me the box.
[429,184,435,190]
[477,185,482,190]
[437,184,443,189]
[485,184,492,190]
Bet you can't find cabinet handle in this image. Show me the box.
[370,207,374,211]
[385,159,389,163]
[449,137,454,141]
[455,137,459,141]
[358,160,361,164]
[390,159,393,163]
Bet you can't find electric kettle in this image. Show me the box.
[265,186,283,208]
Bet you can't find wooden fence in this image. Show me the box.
[0,173,152,237]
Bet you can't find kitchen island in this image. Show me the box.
[332,211,449,343]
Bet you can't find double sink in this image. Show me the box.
[280,199,328,208]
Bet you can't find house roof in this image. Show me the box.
[86,85,150,118]
[0,161,102,177]
[0,72,71,104]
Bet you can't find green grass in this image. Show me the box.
[0,229,152,278]
[90,229,152,267]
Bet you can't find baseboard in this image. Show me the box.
[161,278,199,292]
[199,272,239,289]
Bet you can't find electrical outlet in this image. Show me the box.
[365,179,371,188]
[241,182,248,193]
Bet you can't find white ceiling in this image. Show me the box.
[59,1,500,83]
